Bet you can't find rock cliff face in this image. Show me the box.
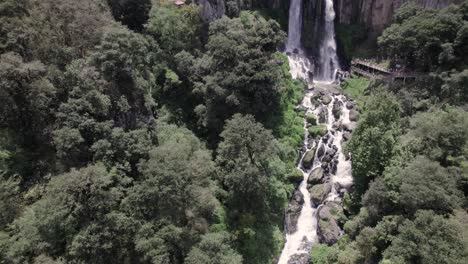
[195,0,289,21]
[335,0,463,33]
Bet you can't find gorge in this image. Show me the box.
[278,0,355,263]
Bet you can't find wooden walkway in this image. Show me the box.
[350,59,423,83]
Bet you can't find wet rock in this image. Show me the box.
[308,167,324,185]
[330,159,338,175]
[308,125,327,138]
[317,202,346,245]
[309,183,332,207]
[322,134,330,143]
[306,113,317,125]
[343,132,351,141]
[326,147,337,157]
[322,153,333,163]
[287,168,304,185]
[346,101,355,109]
[287,253,309,264]
[321,161,329,172]
[294,105,306,112]
[321,94,332,105]
[317,145,325,158]
[293,48,299,54]
[318,106,328,123]
[332,120,342,130]
[342,123,353,132]
[301,148,316,169]
[349,109,360,122]
[286,190,304,234]
[332,100,343,119]
[310,96,320,107]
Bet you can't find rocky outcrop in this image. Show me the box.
[285,190,305,234]
[317,201,346,245]
[309,183,331,207]
[195,0,289,21]
[335,0,463,33]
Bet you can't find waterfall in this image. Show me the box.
[315,0,340,82]
[286,0,303,51]
[278,1,353,263]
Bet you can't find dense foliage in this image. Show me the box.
[311,2,468,263]
[0,0,304,263]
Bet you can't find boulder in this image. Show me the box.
[332,100,343,119]
[309,183,332,207]
[308,167,324,185]
[321,94,332,105]
[332,120,342,130]
[301,149,316,169]
[287,253,309,264]
[322,153,333,163]
[285,190,304,234]
[287,168,304,185]
[316,145,325,158]
[349,109,359,122]
[346,101,355,109]
[317,202,346,245]
[308,125,328,138]
[306,113,317,125]
[318,106,328,123]
[343,132,351,141]
[342,123,353,132]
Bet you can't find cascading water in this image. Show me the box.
[314,0,340,82]
[286,0,303,51]
[278,1,354,263]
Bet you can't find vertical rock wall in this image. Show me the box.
[335,0,463,33]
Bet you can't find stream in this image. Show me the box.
[277,0,356,263]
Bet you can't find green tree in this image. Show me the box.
[383,210,467,264]
[347,91,400,206]
[5,164,135,262]
[176,13,286,141]
[185,232,243,264]
[401,107,468,164]
[107,0,152,31]
[146,2,202,55]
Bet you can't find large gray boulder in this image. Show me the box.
[308,167,324,185]
[349,109,360,122]
[301,148,316,169]
[317,202,346,245]
[321,94,332,105]
[309,183,331,207]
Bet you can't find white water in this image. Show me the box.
[278,0,352,262]
[315,0,340,82]
[286,0,303,51]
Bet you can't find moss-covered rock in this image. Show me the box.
[302,148,316,169]
[308,125,327,138]
[308,167,324,185]
[306,113,317,125]
[287,168,304,184]
[309,183,331,207]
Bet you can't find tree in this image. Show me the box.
[216,114,288,263]
[185,232,243,264]
[146,2,202,55]
[378,2,466,71]
[401,107,468,164]
[5,164,135,262]
[383,210,467,264]
[176,13,286,141]
[398,157,462,215]
[217,114,279,213]
[107,0,152,31]
[27,0,113,66]
[347,91,400,206]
